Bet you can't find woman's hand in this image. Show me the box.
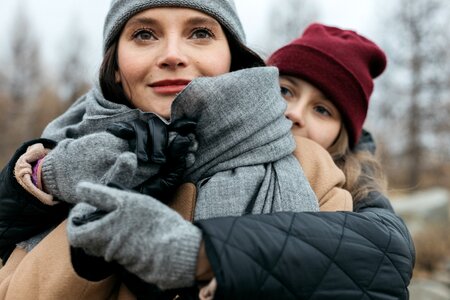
[67,182,202,290]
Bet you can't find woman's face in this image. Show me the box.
[115,7,232,118]
[280,75,342,150]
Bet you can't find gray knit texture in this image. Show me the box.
[42,84,165,142]
[104,0,245,53]
[41,132,158,204]
[41,84,169,204]
[17,227,53,252]
[42,67,318,215]
[67,182,202,290]
[170,67,319,218]
[42,67,318,288]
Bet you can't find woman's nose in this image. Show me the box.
[285,104,305,128]
[156,39,188,69]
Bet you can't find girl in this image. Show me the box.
[270,23,388,204]
[199,23,415,299]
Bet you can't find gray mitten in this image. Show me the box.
[41,132,154,204]
[67,182,202,290]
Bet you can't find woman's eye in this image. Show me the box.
[280,86,293,98]
[133,29,156,41]
[191,28,214,39]
[315,105,331,116]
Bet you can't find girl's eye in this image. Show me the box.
[280,86,293,98]
[133,29,156,41]
[314,105,332,116]
[191,28,214,39]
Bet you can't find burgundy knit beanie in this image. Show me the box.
[267,23,387,148]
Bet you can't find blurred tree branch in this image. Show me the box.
[0,6,91,166]
[261,0,319,57]
[371,0,450,189]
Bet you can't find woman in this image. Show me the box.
[0,0,327,297]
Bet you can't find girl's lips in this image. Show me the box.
[150,79,191,95]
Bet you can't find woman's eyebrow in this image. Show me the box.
[126,17,159,28]
[184,16,221,28]
[125,16,221,30]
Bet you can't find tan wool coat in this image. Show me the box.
[0,135,352,299]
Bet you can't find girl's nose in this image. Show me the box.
[156,38,188,69]
[285,103,306,128]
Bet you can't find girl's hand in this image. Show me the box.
[14,143,56,205]
[199,278,217,300]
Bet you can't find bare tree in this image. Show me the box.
[28,86,66,139]
[1,6,45,162]
[8,7,43,108]
[261,0,319,56]
[57,19,92,104]
[0,69,6,96]
[0,94,12,165]
[373,0,450,188]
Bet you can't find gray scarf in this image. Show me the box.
[42,67,318,221]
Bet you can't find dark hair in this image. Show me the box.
[224,30,265,71]
[99,42,131,106]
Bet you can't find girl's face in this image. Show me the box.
[280,75,342,150]
[115,7,232,118]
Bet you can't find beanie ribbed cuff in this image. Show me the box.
[269,44,368,147]
[104,0,245,53]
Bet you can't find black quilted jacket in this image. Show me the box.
[193,131,415,299]
[196,191,415,299]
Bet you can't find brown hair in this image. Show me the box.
[328,128,387,204]
[225,31,265,71]
[99,42,131,106]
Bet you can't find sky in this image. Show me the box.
[0,0,382,80]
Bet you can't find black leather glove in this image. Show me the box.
[107,117,168,163]
[137,119,197,203]
[108,117,196,203]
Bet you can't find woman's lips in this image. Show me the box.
[150,79,191,95]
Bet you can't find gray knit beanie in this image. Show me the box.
[105,0,244,51]
[103,0,263,69]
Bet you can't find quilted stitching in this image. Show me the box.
[211,214,299,298]
[200,207,413,300]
